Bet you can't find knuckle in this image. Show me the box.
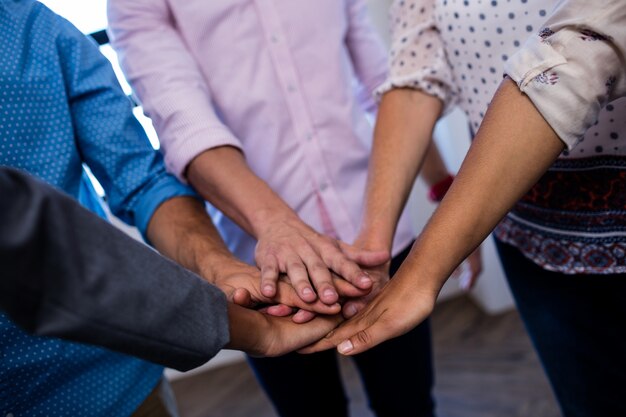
[287,262,306,273]
[262,264,278,274]
[308,262,330,275]
[355,330,372,346]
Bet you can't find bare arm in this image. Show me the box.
[338,89,441,317]
[303,78,565,355]
[108,0,387,306]
[185,146,389,308]
[145,195,344,317]
[357,88,443,252]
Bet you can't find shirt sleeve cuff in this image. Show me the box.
[133,173,200,238]
[505,28,617,149]
[161,128,243,183]
[375,74,457,115]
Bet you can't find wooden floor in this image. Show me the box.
[171,296,561,417]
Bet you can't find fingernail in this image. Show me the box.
[345,304,358,317]
[359,275,372,286]
[302,287,314,296]
[338,340,353,355]
[263,285,274,294]
[323,289,336,299]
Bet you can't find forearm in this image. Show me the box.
[359,88,442,250]
[404,78,565,293]
[146,195,236,284]
[187,146,301,238]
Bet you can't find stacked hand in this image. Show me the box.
[211,228,481,357]
[254,217,389,304]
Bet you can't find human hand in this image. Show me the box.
[263,271,373,323]
[209,259,342,317]
[450,247,482,291]
[299,268,437,356]
[338,235,392,319]
[341,261,390,319]
[226,303,344,357]
[255,217,389,305]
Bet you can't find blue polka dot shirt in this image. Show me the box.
[0,1,198,415]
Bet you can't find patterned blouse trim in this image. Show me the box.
[495,216,626,275]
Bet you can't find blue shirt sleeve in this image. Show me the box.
[55,20,199,236]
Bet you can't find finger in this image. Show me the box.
[342,299,367,319]
[232,288,253,307]
[333,275,371,298]
[339,242,390,266]
[298,318,364,354]
[297,244,338,304]
[292,309,316,323]
[266,314,344,356]
[335,320,393,355]
[265,304,294,317]
[284,254,317,303]
[274,280,341,314]
[259,253,280,298]
[320,244,373,290]
[299,318,391,355]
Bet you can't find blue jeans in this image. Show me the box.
[496,239,626,417]
[248,243,435,417]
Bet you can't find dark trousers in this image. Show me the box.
[496,239,626,417]
[248,243,435,417]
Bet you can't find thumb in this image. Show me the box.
[232,288,253,307]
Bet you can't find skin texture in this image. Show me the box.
[145,195,347,354]
[225,303,343,357]
[145,196,349,316]
[301,78,565,355]
[186,145,389,306]
[342,86,481,319]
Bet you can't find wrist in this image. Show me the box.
[355,224,394,253]
[195,247,239,285]
[252,208,308,239]
[225,303,268,356]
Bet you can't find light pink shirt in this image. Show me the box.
[108,0,415,262]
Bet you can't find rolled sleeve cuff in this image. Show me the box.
[375,74,457,115]
[162,127,243,183]
[505,28,617,149]
[133,173,199,237]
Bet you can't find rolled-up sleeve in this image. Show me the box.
[58,22,198,236]
[107,0,242,181]
[505,0,626,149]
[376,0,457,112]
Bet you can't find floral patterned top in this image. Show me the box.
[381,0,626,274]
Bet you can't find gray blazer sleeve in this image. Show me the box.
[0,167,230,371]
